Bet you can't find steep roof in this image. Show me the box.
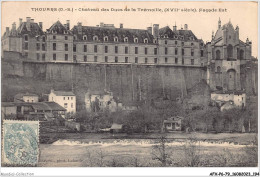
[52,90,75,96]
[47,21,71,35]
[159,26,198,41]
[14,102,66,111]
[16,22,44,36]
[72,25,154,44]
[214,22,235,41]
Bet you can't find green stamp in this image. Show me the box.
[2,120,39,166]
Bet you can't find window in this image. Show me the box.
[135,47,138,54]
[154,48,157,55]
[37,53,40,60]
[24,35,28,41]
[165,57,168,63]
[64,103,68,108]
[71,103,73,108]
[125,47,128,54]
[94,45,97,53]
[134,38,138,43]
[105,46,108,53]
[115,57,118,63]
[154,58,157,64]
[84,45,87,52]
[83,35,87,40]
[42,44,46,51]
[73,55,76,62]
[191,59,194,65]
[68,97,70,100]
[145,48,148,55]
[124,37,128,43]
[71,97,73,100]
[105,56,108,62]
[53,43,56,50]
[217,66,221,73]
[53,53,56,61]
[65,44,68,51]
[240,50,244,60]
[191,43,194,46]
[216,50,221,60]
[65,36,68,40]
[165,47,168,55]
[114,37,118,42]
[84,55,87,62]
[144,38,148,43]
[165,40,167,45]
[53,35,56,40]
[104,36,108,42]
[182,48,184,55]
[191,49,194,56]
[42,36,45,42]
[227,44,233,58]
[201,50,204,57]
[145,58,148,63]
[25,42,28,50]
[42,54,45,61]
[115,46,118,53]
[175,48,178,55]
[94,56,97,62]
[125,57,128,63]
[63,97,65,100]
[182,42,184,46]
[175,57,178,64]
[175,41,178,45]
[24,52,28,57]
[93,36,98,41]
[182,58,184,65]
[36,43,40,51]
[65,54,68,61]
[135,57,138,63]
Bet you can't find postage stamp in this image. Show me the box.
[2,120,39,166]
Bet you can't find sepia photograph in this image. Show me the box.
[0,0,258,176]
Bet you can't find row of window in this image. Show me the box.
[64,103,73,108]
[63,97,73,100]
[51,54,195,65]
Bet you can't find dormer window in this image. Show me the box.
[124,37,128,43]
[93,35,98,41]
[64,31,68,34]
[191,43,194,46]
[174,36,178,39]
[114,37,118,42]
[104,36,108,42]
[164,34,168,38]
[153,39,157,44]
[190,36,194,40]
[144,38,148,43]
[83,35,87,40]
[181,36,184,40]
[134,38,138,43]
[73,35,77,40]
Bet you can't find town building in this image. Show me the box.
[14,92,39,103]
[48,89,76,113]
[163,116,183,131]
[211,91,246,108]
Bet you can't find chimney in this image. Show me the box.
[19,18,22,26]
[66,20,70,30]
[78,22,82,35]
[153,24,159,38]
[64,24,67,29]
[26,17,31,31]
[218,18,221,29]
[173,25,177,31]
[6,27,9,36]
[30,19,34,23]
[100,22,104,27]
[147,27,152,34]
[12,22,16,30]
[184,24,188,30]
[120,23,123,28]
[39,22,43,29]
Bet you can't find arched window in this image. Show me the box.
[124,37,128,43]
[217,66,221,73]
[114,37,118,42]
[104,36,108,42]
[144,38,148,43]
[216,50,221,60]
[134,38,138,43]
[227,44,233,58]
[83,35,87,40]
[93,35,98,41]
[240,50,244,60]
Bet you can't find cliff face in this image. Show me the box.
[22,62,206,106]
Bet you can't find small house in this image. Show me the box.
[163,116,183,131]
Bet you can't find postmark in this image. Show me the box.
[2,120,39,166]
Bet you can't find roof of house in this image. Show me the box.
[163,116,183,123]
[1,102,17,107]
[17,22,44,36]
[71,25,154,44]
[47,20,72,35]
[11,102,66,111]
[14,93,38,101]
[51,90,75,96]
[159,26,198,41]
[110,123,123,130]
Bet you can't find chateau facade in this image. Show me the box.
[2,17,254,96]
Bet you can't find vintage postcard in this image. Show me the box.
[0,0,258,176]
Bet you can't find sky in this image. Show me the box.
[2,1,258,57]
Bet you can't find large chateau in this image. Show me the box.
[1,17,256,106]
